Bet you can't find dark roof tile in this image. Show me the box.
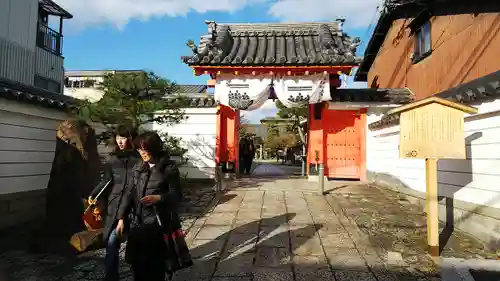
[164,94,216,108]
[331,88,415,103]
[0,78,77,110]
[173,84,208,93]
[182,21,362,67]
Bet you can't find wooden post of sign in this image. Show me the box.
[425,158,439,256]
[385,96,479,257]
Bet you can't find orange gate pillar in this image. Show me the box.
[216,105,240,173]
[307,102,325,176]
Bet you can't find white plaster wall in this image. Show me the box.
[63,87,103,102]
[0,99,68,195]
[150,108,217,179]
[367,99,500,209]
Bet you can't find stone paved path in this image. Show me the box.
[1,179,498,280]
[0,183,217,281]
[251,163,287,176]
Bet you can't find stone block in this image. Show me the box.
[260,213,288,226]
[190,239,225,260]
[288,214,313,225]
[320,233,356,248]
[255,247,292,269]
[258,226,290,248]
[253,268,294,281]
[196,225,231,240]
[172,259,217,281]
[237,211,261,220]
[232,221,259,233]
[214,253,255,277]
[292,236,324,256]
[224,233,258,255]
[205,213,236,226]
[333,271,377,281]
[326,247,368,271]
[212,203,241,213]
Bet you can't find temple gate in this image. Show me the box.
[181,20,368,178]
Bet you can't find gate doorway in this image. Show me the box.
[323,109,366,179]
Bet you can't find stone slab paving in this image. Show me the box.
[173,186,438,281]
[1,179,497,281]
[251,163,288,176]
[0,183,217,281]
[322,182,499,281]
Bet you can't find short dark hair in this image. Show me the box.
[115,125,138,140]
[112,125,138,152]
[133,131,164,158]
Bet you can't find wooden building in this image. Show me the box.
[182,20,414,179]
[0,0,76,229]
[354,0,500,245]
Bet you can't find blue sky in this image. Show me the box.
[58,0,377,123]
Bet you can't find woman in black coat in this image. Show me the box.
[119,131,190,281]
[88,125,138,281]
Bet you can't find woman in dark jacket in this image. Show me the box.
[121,131,189,281]
[88,125,138,281]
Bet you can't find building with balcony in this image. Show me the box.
[1,0,72,92]
[0,0,76,229]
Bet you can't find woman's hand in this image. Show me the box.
[116,219,125,237]
[140,195,162,206]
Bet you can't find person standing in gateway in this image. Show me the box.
[88,125,139,281]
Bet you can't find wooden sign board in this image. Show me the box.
[387,97,478,159]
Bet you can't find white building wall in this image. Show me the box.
[366,100,500,243]
[0,99,68,195]
[150,108,217,180]
[367,100,500,208]
[63,87,104,102]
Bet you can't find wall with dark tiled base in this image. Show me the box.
[0,189,46,230]
[367,170,500,250]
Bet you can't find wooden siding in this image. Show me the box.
[0,0,64,87]
[0,37,35,85]
[0,99,68,195]
[368,13,500,100]
[35,47,64,88]
[0,0,38,50]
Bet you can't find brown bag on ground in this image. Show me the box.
[70,229,103,253]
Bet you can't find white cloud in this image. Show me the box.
[57,0,265,29]
[57,0,380,29]
[241,100,278,123]
[268,0,381,28]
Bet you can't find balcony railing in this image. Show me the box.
[36,22,63,56]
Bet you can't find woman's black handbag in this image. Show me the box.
[153,206,193,273]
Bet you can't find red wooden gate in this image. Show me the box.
[324,110,363,179]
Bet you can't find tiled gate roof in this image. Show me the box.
[181,21,362,66]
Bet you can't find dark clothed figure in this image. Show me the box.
[239,139,253,175]
[89,150,138,281]
[124,155,183,281]
[32,119,100,254]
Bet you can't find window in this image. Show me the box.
[34,75,61,93]
[414,21,432,62]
